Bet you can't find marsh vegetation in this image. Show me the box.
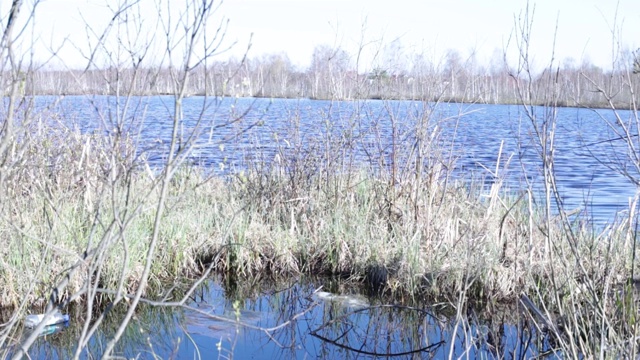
[1,0,640,358]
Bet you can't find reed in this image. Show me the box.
[1,1,638,357]
[0,123,632,308]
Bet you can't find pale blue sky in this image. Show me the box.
[29,0,640,71]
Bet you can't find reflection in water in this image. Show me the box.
[11,279,561,359]
[310,304,444,357]
[178,281,561,359]
[183,301,265,340]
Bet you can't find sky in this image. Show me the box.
[21,0,640,71]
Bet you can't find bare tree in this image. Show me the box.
[309,44,351,99]
[1,1,254,359]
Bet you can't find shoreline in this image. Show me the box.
[17,91,638,111]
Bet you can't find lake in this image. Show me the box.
[13,96,638,358]
[48,95,639,223]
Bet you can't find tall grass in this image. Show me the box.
[1,1,639,358]
[0,105,633,306]
[2,73,638,360]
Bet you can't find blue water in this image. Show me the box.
[40,95,639,223]
[18,280,555,359]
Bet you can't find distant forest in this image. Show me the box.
[27,45,640,108]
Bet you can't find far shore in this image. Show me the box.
[17,90,637,111]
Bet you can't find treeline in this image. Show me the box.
[26,45,640,108]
